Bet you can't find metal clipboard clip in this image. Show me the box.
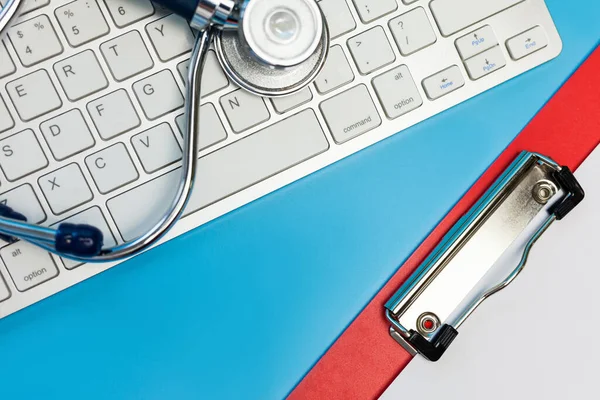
[385,151,585,362]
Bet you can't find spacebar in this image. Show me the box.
[108,109,329,241]
[430,0,523,36]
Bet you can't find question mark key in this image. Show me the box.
[389,8,437,56]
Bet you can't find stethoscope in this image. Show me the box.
[0,0,329,262]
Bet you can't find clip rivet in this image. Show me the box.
[532,180,557,204]
[417,312,440,335]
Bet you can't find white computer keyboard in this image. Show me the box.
[0,0,561,318]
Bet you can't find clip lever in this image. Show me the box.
[385,152,585,361]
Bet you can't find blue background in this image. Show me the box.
[0,1,598,399]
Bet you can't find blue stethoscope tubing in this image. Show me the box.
[0,1,216,262]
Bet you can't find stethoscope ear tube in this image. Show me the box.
[0,28,215,262]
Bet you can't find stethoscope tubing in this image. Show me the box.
[0,27,214,262]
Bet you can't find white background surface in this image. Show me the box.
[381,145,600,400]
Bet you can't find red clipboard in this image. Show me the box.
[290,47,600,400]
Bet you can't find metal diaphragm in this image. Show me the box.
[214,3,329,97]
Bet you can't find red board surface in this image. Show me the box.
[290,47,600,400]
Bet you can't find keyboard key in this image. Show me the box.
[373,65,423,119]
[53,50,108,101]
[87,89,141,140]
[146,14,195,61]
[430,0,523,37]
[6,69,62,121]
[314,45,354,94]
[389,7,437,56]
[131,123,181,173]
[55,0,109,47]
[86,143,139,194]
[177,51,229,96]
[0,95,14,133]
[352,0,397,23]
[320,84,382,143]
[0,242,58,291]
[0,184,46,224]
[0,129,48,181]
[108,109,329,241]
[0,274,9,302]
[53,206,116,270]
[318,0,356,39]
[271,87,313,114]
[8,15,63,67]
[100,31,154,81]
[464,46,506,80]
[455,25,498,60]
[219,89,270,133]
[39,163,93,214]
[175,103,227,151]
[0,41,16,78]
[133,70,184,120]
[347,26,396,75]
[104,0,154,28]
[422,65,465,100]
[506,26,548,60]
[40,109,95,160]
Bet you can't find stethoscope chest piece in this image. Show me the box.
[215,0,329,97]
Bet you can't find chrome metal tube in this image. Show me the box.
[190,0,243,31]
[0,218,56,245]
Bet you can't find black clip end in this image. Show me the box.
[551,167,585,220]
[408,324,458,362]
